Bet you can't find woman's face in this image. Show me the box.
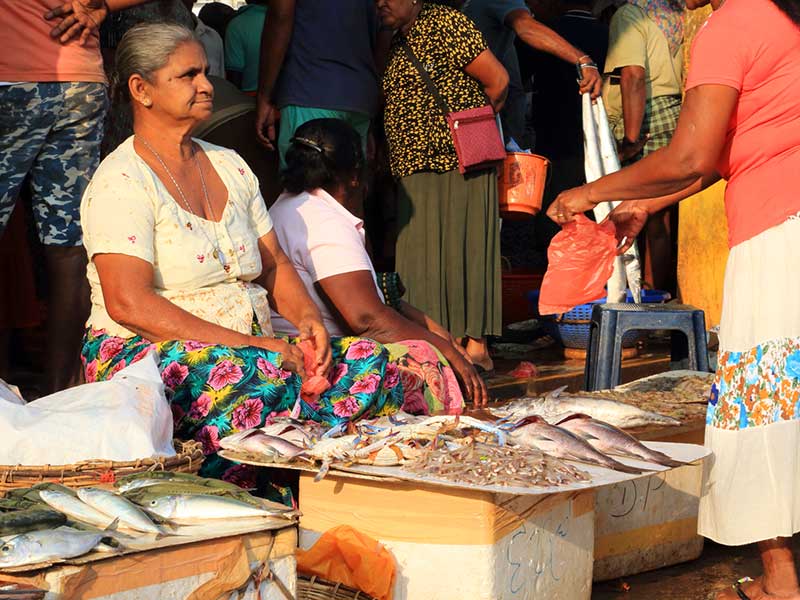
[375,0,417,29]
[141,41,214,125]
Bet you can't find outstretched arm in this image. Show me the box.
[505,8,602,97]
[547,84,738,223]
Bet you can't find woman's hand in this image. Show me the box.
[249,337,307,378]
[449,352,489,409]
[547,184,596,225]
[606,203,650,254]
[296,318,333,377]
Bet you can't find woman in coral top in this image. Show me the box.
[548,0,800,597]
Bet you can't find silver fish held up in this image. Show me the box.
[556,414,686,468]
[509,416,646,474]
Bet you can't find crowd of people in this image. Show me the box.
[3,1,800,597]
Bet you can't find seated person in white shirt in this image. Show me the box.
[270,119,487,411]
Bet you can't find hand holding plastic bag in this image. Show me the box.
[538,214,618,315]
[297,525,396,600]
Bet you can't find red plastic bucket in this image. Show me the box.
[498,152,550,219]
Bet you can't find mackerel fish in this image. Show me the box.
[76,488,167,535]
[0,527,105,569]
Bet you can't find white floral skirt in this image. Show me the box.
[699,215,800,545]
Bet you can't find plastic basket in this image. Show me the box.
[528,289,671,349]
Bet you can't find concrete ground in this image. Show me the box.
[592,536,800,600]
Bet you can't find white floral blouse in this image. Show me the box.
[80,136,275,339]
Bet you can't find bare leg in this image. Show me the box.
[43,245,89,394]
[716,538,800,599]
[465,337,493,372]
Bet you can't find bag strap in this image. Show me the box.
[399,35,451,116]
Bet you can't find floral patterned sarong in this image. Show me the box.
[81,328,403,483]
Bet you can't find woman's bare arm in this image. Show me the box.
[464,49,509,112]
[547,84,737,222]
[256,230,332,373]
[94,254,257,346]
[316,270,488,407]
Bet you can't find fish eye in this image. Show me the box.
[1,545,9,552]
[150,500,158,506]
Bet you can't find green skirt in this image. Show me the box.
[396,169,502,339]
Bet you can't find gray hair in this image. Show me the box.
[113,23,199,101]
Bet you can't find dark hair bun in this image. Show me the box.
[283,118,365,195]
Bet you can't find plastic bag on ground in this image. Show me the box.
[297,525,396,600]
[538,214,618,315]
[0,352,175,464]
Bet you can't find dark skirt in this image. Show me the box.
[396,168,502,339]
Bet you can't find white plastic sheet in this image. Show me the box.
[582,94,642,303]
[0,352,175,465]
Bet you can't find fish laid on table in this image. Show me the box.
[0,509,67,537]
[509,416,646,474]
[38,490,117,529]
[0,527,107,569]
[115,472,245,494]
[219,429,307,461]
[76,488,167,536]
[493,387,681,428]
[556,414,686,468]
[144,494,294,525]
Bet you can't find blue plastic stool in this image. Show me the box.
[584,303,710,391]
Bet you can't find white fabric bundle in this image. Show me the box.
[582,94,642,303]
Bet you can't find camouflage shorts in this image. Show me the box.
[0,82,108,246]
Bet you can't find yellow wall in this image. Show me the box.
[676,6,729,328]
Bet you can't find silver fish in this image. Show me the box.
[38,490,116,529]
[494,387,681,428]
[556,414,686,468]
[144,495,290,524]
[220,429,306,460]
[0,526,105,568]
[76,488,167,536]
[510,416,645,474]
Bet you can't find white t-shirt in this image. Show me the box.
[269,189,383,336]
[81,136,275,338]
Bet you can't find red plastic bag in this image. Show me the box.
[297,340,331,403]
[538,215,617,315]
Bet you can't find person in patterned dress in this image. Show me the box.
[549,0,800,597]
[80,24,404,484]
[377,0,509,373]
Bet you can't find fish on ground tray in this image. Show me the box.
[76,488,167,536]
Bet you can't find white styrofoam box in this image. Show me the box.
[593,461,704,581]
[298,474,596,600]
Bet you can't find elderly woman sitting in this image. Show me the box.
[79,24,403,485]
[270,119,488,412]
